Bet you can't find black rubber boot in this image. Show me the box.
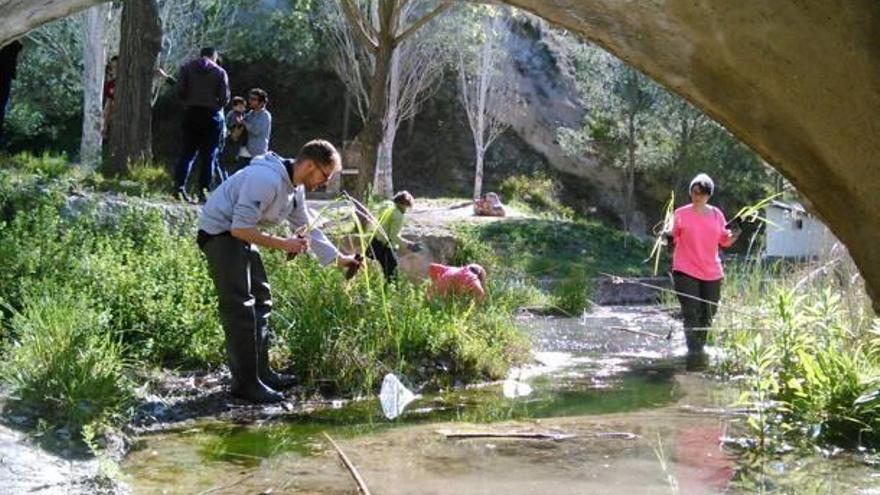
[684,327,707,353]
[227,328,283,404]
[257,330,297,390]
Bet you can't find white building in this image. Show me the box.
[763,200,835,260]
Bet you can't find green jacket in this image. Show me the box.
[374,201,406,249]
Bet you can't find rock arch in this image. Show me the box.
[2,0,879,309]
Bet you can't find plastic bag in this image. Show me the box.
[379,373,419,420]
[502,379,533,398]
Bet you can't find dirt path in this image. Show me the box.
[309,197,531,236]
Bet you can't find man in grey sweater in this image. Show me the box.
[174,47,230,203]
[197,140,360,403]
[232,88,272,172]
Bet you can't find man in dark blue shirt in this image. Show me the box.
[174,46,230,202]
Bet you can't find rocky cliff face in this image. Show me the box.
[500,19,644,231]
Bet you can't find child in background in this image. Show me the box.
[368,191,418,281]
[427,263,487,301]
[221,96,248,175]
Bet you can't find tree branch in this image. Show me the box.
[340,0,379,52]
[393,0,451,47]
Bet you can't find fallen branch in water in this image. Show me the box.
[608,325,669,340]
[323,431,372,495]
[437,429,576,441]
[196,473,255,495]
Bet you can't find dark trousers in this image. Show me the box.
[0,75,12,147]
[199,232,273,389]
[175,106,225,194]
[367,238,397,281]
[673,271,722,353]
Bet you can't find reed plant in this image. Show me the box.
[714,249,880,449]
[1,292,134,435]
[268,254,530,395]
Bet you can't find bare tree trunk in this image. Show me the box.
[625,111,636,234]
[457,13,514,201]
[342,89,351,144]
[109,0,161,176]
[80,3,110,168]
[374,44,403,198]
[375,128,396,198]
[353,18,393,199]
[474,151,485,200]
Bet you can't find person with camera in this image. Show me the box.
[665,173,739,358]
[232,88,272,171]
[197,140,360,403]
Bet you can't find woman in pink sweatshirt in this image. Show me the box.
[668,174,738,355]
[427,263,487,301]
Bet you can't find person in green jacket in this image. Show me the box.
[368,190,418,280]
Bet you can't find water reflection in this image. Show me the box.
[122,308,880,494]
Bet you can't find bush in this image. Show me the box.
[4,151,70,179]
[269,255,530,394]
[1,292,133,435]
[0,171,223,367]
[499,173,573,218]
[715,259,880,449]
[0,163,529,402]
[551,266,592,315]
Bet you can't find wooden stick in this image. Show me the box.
[438,430,576,441]
[323,431,372,495]
[608,325,668,340]
[196,473,255,495]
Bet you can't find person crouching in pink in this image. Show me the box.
[427,263,487,302]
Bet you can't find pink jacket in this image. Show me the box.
[672,204,733,281]
[428,263,486,301]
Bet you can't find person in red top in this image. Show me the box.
[427,263,487,302]
[667,174,738,356]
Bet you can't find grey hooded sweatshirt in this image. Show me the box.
[177,57,230,111]
[198,152,340,265]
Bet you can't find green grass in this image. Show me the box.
[270,257,530,394]
[1,292,134,435]
[0,156,533,437]
[714,259,880,450]
[452,218,655,313]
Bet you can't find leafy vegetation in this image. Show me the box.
[498,173,574,219]
[1,293,134,436]
[270,257,529,393]
[714,259,880,450]
[0,157,532,436]
[452,215,653,315]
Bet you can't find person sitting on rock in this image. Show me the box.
[473,192,506,217]
[427,263,487,302]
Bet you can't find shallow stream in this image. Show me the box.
[122,306,880,494]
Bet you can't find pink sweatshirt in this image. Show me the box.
[672,204,733,281]
[428,263,485,301]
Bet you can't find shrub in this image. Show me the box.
[1,292,134,435]
[5,151,70,179]
[715,259,880,449]
[551,266,592,315]
[499,173,573,218]
[268,255,530,394]
[0,173,223,367]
